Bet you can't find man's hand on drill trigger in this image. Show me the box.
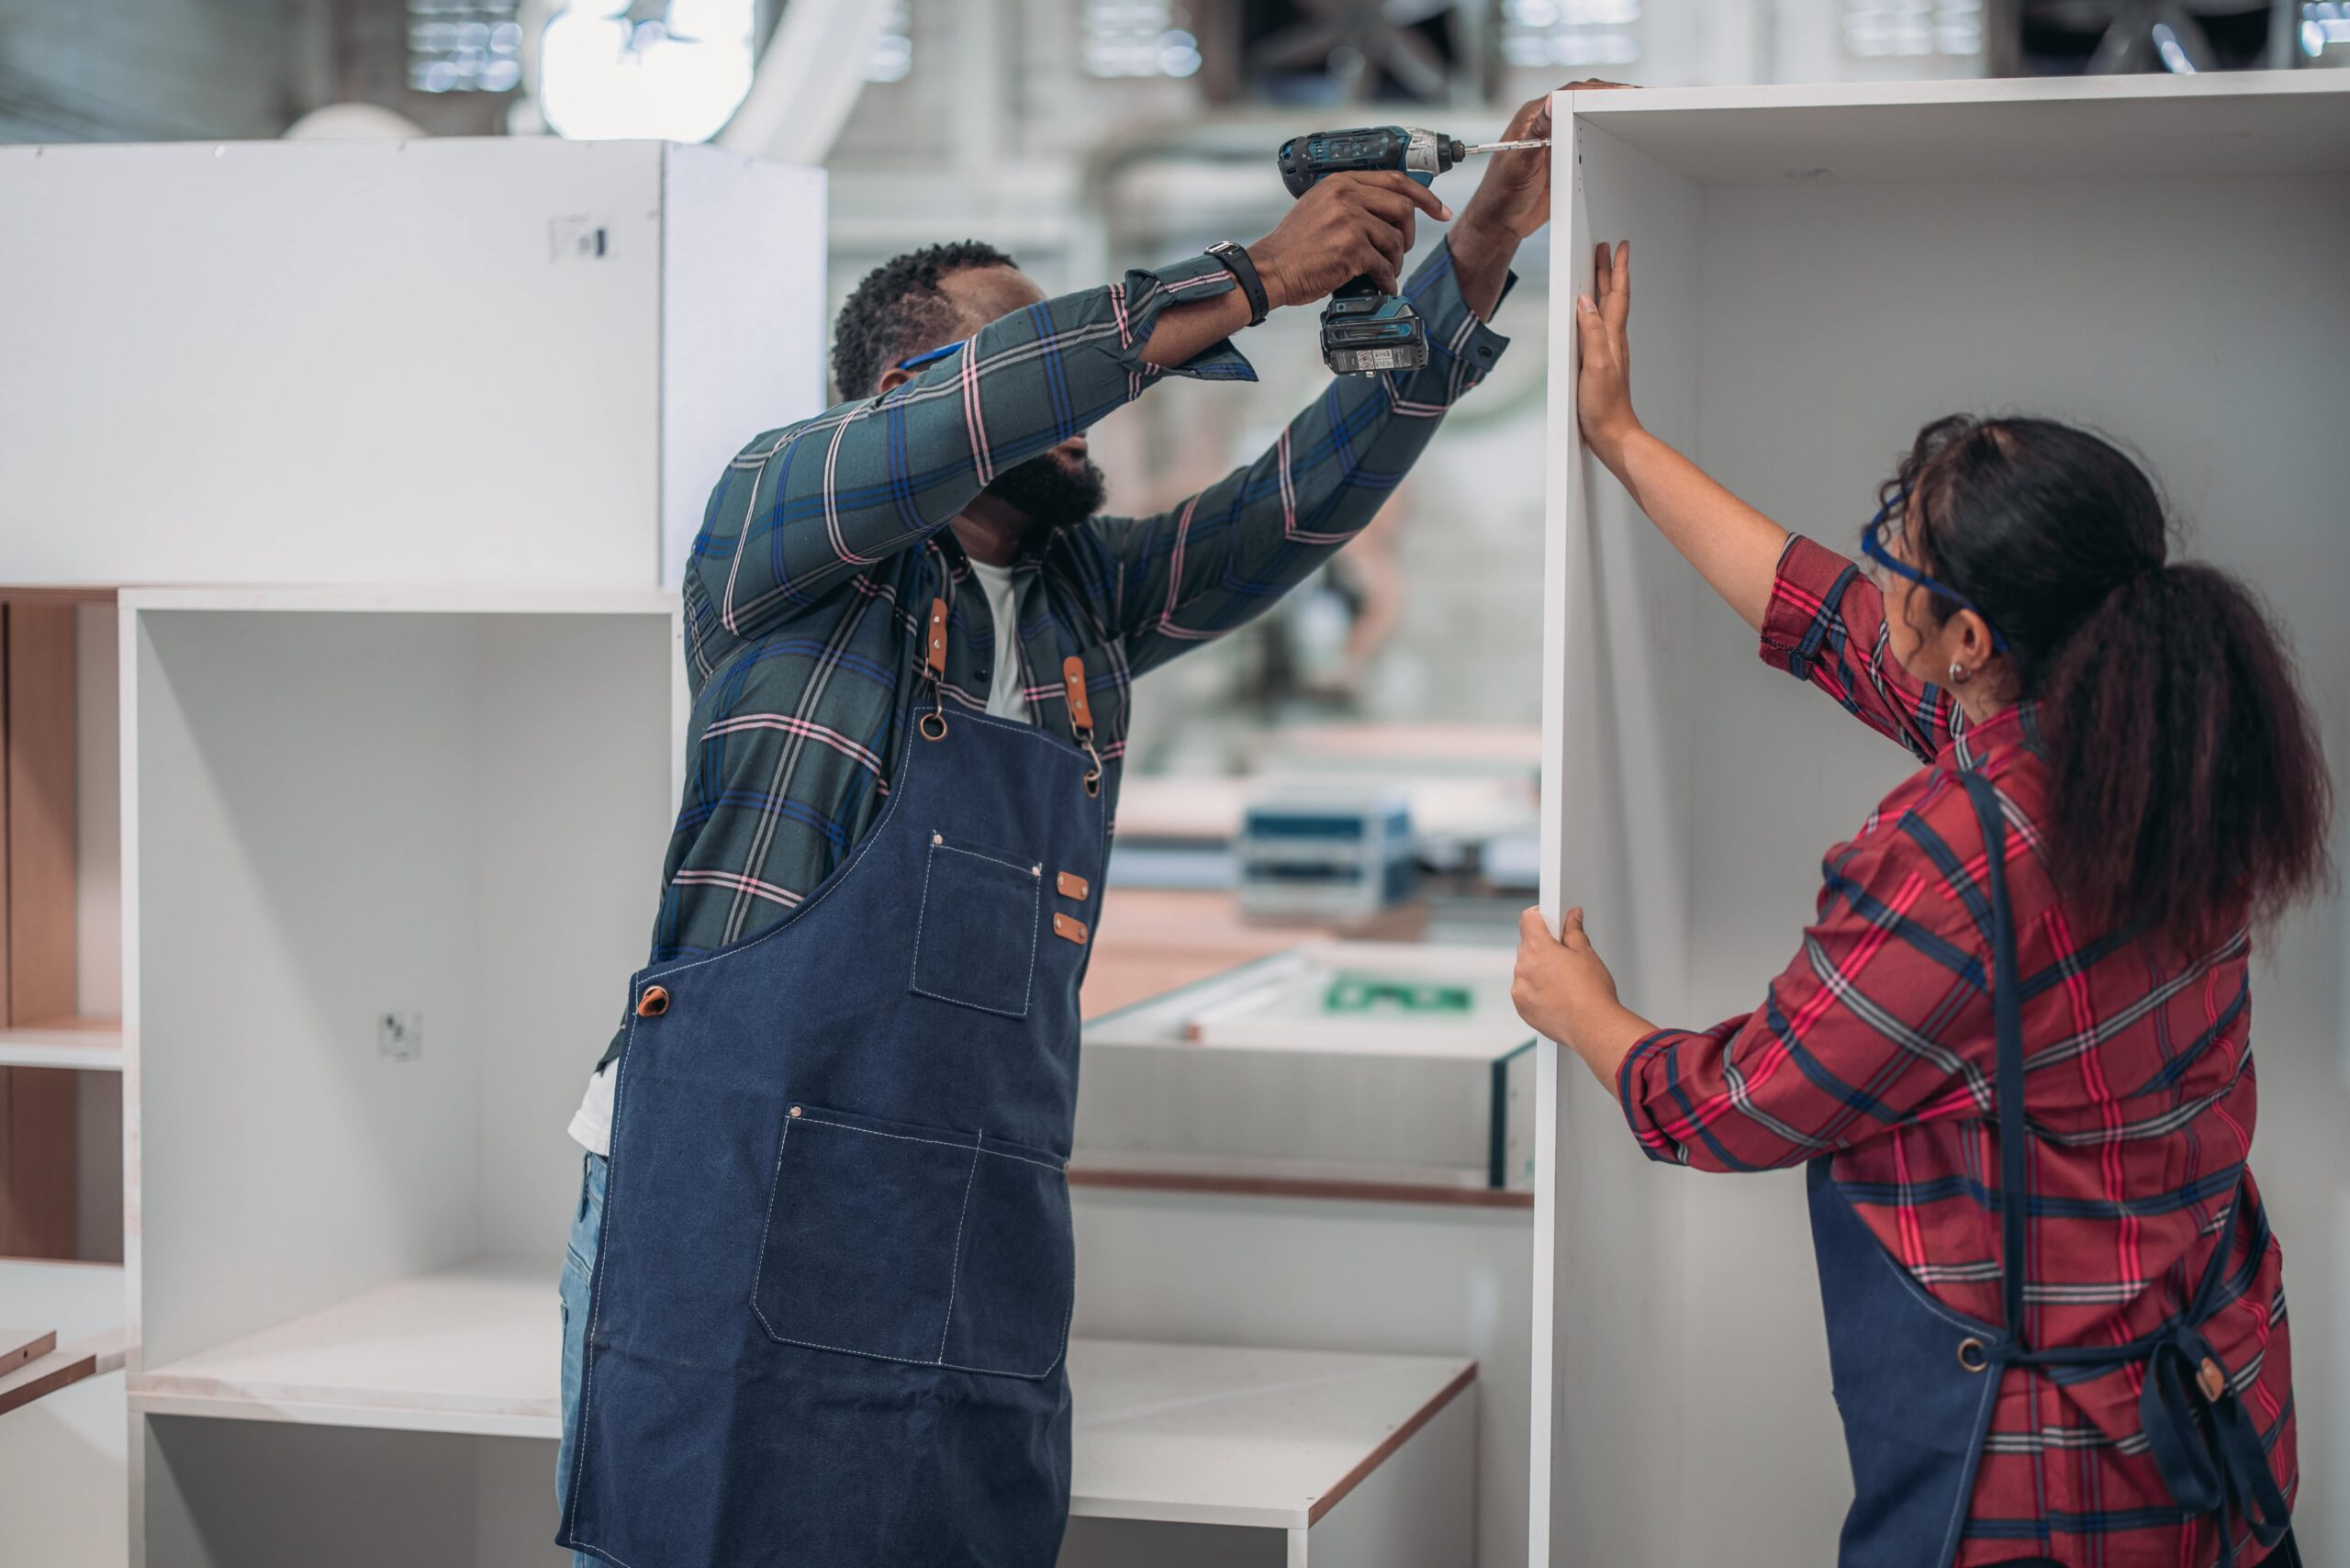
[1248,172,1450,308]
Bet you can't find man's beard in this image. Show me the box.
[983,451,1107,544]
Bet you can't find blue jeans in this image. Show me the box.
[557,1152,606,1568]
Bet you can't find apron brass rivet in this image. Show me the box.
[636,985,670,1018]
[1956,1337,1988,1372]
[788,1105,802,1118]
[1031,864,1041,877]
[933,832,943,845]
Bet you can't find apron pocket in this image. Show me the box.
[751,1107,1075,1380]
[939,1133,1076,1380]
[910,834,1042,1019]
[751,1104,975,1364]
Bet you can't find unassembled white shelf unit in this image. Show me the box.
[1535,76,2350,1568]
[122,589,681,1565]
[129,1249,1472,1568]
[1077,942,1535,1197]
[0,139,825,590]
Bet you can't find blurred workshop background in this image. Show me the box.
[4,6,2338,947]
[2,8,2344,1568]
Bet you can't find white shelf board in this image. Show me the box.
[1569,74,2350,185]
[0,1018,123,1070]
[1069,1338,1474,1530]
[129,1258,562,1439]
[127,1260,1473,1532]
[118,586,677,619]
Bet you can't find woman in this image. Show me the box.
[1512,241,2330,1567]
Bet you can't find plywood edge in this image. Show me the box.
[125,1384,559,1439]
[1069,1163,1531,1211]
[0,1326,57,1373]
[1303,1360,1478,1527]
[0,588,118,605]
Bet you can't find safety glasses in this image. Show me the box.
[1862,495,2009,653]
[895,342,961,373]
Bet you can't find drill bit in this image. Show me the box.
[1458,138,1551,155]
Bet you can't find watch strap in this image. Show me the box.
[1206,241,1270,327]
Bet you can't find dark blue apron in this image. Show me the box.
[1807,769,2294,1567]
[559,599,1108,1568]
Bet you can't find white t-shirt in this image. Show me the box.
[568,558,1031,1156]
[967,558,1027,721]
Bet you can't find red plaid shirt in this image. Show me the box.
[1618,537,2296,1566]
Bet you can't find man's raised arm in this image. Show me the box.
[1082,92,1551,677]
[687,174,1445,645]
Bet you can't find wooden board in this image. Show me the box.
[0,1326,55,1375]
[1,604,78,1260]
[0,1329,122,1418]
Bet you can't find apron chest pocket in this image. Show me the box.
[910,834,1041,1019]
[751,1104,1075,1380]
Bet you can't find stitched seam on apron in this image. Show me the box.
[937,1143,983,1361]
[564,1015,636,1563]
[628,671,1098,995]
[747,1114,798,1346]
[754,1315,1074,1381]
[631,696,939,991]
[747,1115,1072,1377]
[794,1114,1064,1172]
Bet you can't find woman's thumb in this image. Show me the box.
[1561,905,1589,947]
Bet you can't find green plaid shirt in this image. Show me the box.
[629,242,1509,1023]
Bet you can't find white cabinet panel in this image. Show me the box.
[1537,75,2350,1568]
[0,140,823,590]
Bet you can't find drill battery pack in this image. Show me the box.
[1320,286,1430,375]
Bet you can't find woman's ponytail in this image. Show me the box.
[2039,563,2332,955]
[1889,416,2333,957]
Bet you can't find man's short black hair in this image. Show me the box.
[831,240,1020,402]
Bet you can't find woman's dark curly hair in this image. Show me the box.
[1878,415,2332,956]
[830,240,1018,402]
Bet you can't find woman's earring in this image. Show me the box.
[1947,662,1972,686]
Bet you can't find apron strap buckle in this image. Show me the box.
[1062,655,1102,796]
[920,597,951,742]
[2141,1327,2293,1547]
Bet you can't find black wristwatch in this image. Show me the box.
[1205,241,1270,327]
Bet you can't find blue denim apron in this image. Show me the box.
[559,601,1108,1568]
[1808,770,2293,1567]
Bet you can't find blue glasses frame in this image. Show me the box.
[1862,496,2009,653]
[895,342,961,373]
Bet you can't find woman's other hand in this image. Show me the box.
[1574,241,1639,468]
[1513,903,1614,1041]
[1514,905,1655,1085]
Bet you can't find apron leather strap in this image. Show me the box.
[1962,768,2288,1550]
[2140,1323,2294,1547]
[1958,772,2031,1352]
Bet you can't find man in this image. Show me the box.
[556,91,1558,1568]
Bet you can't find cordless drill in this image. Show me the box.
[1276,126,1545,375]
